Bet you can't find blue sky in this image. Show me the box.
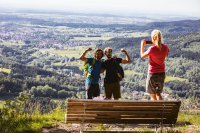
[0,0,200,17]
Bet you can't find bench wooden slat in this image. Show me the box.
[67,110,176,115]
[67,99,179,105]
[67,107,175,112]
[68,103,178,106]
[67,105,177,108]
[67,112,178,119]
[66,119,177,124]
[67,99,180,103]
[67,117,175,120]
[67,104,178,112]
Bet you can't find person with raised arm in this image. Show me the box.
[102,47,131,100]
[140,29,169,100]
[80,48,104,99]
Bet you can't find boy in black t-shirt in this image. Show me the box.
[102,47,131,100]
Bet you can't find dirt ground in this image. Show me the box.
[42,123,150,133]
[42,123,200,133]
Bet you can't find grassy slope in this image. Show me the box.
[0,107,65,133]
[41,110,200,132]
[0,100,5,108]
[39,45,95,58]
[0,68,11,74]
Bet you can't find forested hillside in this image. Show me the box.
[0,13,199,102]
[97,32,200,100]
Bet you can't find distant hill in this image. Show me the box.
[97,19,200,51]
[0,13,200,99]
[145,19,200,34]
[97,31,200,98]
[1,13,199,32]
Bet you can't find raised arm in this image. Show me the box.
[80,48,92,62]
[121,49,131,64]
[140,39,149,59]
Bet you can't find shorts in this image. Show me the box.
[146,72,165,94]
[85,84,100,99]
[104,82,121,99]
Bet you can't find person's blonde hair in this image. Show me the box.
[151,29,164,49]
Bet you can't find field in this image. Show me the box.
[0,100,5,108]
[165,76,187,82]
[124,69,143,76]
[72,36,112,41]
[0,68,11,74]
[129,32,149,37]
[40,45,96,58]
[0,40,24,46]
[182,42,200,53]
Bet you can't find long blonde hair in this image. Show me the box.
[151,29,164,49]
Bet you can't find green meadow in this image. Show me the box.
[0,100,5,108]
[0,40,24,46]
[165,76,188,82]
[40,45,96,58]
[124,69,143,76]
[0,68,11,74]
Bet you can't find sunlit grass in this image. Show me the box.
[0,40,24,46]
[72,37,112,41]
[13,107,65,133]
[0,68,11,74]
[0,100,5,109]
[129,32,149,37]
[53,61,83,69]
[173,110,200,132]
[53,62,63,66]
[70,60,83,68]
[30,48,41,57]
[178,111,200,125]
[40,45,95,58]
[182,42,200,53]
[1,98,65,133]
[165,76,187,82]
[124,70,143,76]
[71,32,149,41]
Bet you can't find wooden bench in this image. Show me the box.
[65,99,181,132]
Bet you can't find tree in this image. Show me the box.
[58,89,68,99]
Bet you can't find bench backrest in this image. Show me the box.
[65,99,181,124]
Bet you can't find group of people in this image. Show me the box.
[80,29,169,101]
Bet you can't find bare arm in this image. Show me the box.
[121,49,131,64]
[140,40,149,59]
[165,46,170,58]
[80,48,92,62]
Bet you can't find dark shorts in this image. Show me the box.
[86,84,100,99]
[146,72,165,94]
[104,82,121,99]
